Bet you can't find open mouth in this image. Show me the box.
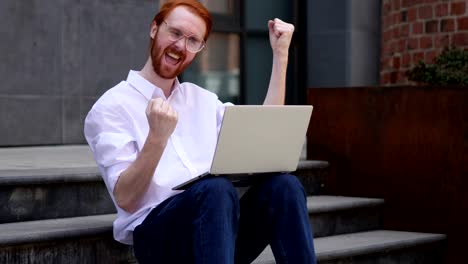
[165,51,182,65]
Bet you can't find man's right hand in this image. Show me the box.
[146,98,178,142]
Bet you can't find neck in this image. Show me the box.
[139,58,175,98]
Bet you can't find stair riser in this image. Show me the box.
[0,235,136,264]
[0,183,115,224]
[311,207,383,238]
[0,167,324,223]
[295,168,327,195]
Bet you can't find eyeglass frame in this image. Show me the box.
[159,21,206,53]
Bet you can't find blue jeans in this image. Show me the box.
[133,174,316,264]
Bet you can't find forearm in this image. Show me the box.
[263,54,288,105]
[113,135,166,213]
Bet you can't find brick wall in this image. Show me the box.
[380,0,468,85]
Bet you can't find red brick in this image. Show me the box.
[394,13,401,24]
[420,36,433,49]
[402,0,411,8]
[383,2,391,15]
[383,29,393,42]
[434,34,450,48]
[397,71,407,83]
[458,17,468,30]
[398,39,407,52]
[413,52,425,64]
[402,53,411,67]
[381,72,391,85]
[390,41,399,53]
[408,8,418,22]
[435,3,449,17]
[408,38,419,50]
[425,51,438,63]
[453,32,468,46]
[441,19,455,32]
[419,6,433,19]
[394,0,401,10]
[393,56,401,69]
[393,27,401,38]
[425,20,439,33]
[382,43,393,56]
[451,2,466,16]
[390,71,398,83]
[381,57,392,70]
[383,16,392,29]
[401,24,410,37]
[412,22,424,34]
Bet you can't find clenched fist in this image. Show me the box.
[268,18,295,58]
[146,98,178,143]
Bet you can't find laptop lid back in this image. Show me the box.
[210,105,313,175]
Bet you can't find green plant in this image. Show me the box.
[406,47,468,85]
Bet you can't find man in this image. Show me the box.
[84,0,316,263]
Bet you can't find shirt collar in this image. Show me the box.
[126,70,182,100]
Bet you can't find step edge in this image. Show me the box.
[253,230,446,264]
[0,214,116,246]
[0,167,101,185]
[316,230,447,261]
[297,160,329,170]
[307,196,385,214]
[0,160,326,186]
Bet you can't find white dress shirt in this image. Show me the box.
[84,70,232,244]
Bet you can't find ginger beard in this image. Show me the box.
[150,32,193,79]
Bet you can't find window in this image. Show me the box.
[182,0,304,104]
[183,33,240,103]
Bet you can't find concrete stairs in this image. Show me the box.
[0,146,446,263]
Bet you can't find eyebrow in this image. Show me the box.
[166,21,204,40]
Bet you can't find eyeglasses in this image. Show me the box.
[160,21,205,53]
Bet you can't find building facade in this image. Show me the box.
[0,0,466,146]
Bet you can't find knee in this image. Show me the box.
[267,174,306,201]
[192,177,239,205]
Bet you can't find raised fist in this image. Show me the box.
[145,98,178,142]
[268,18,295,58]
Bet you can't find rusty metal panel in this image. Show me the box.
[307,86,468,264]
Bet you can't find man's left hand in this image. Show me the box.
[268,18,295,58]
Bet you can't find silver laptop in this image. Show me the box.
[172,105,313,190]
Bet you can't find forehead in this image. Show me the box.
[164,6,206,38]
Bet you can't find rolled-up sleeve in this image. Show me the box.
[216,100,234,134]
[84,105,137,193]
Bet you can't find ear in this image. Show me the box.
[150,21,158,39]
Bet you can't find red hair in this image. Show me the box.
[153,0,213,41]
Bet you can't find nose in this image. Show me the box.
[172,37,186,51]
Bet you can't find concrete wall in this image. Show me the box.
[307,0,381,87]
[0,0,158,146]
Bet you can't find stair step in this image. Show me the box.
[309,196,384,237]
[0,145,327,223]
[0,214,114,246]
[0,214,135,264]
[0,195,383,263]
[0,214,444,264]
[253,230,446,264]
[0,195,381,245]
